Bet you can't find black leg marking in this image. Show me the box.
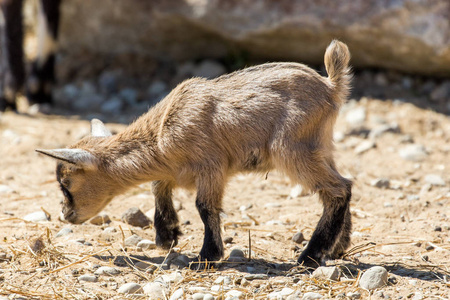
[152,181,181,250]
[298,180,352,268]
[0,0,24,111]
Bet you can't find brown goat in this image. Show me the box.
[37,40,353,268]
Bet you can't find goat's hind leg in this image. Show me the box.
[284,150,352,268]
[153,180,181,250]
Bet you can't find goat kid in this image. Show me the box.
[37,40,353,268]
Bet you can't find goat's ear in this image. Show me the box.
[91,119,112,137]
[36,149,97,168]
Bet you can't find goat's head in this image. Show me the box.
[36,119,121,224]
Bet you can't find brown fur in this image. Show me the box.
[38,40,353,267]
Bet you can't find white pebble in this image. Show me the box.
[55,227,73,237]
[354,140,376,154]
[94,266,120,276]
[143,282,168,299]
[424,174,446,186]
[124,234,143,246]
[399,144,428,162]
[225,290,244,299]
[312,266,340,281]
[359,266,388,290]
[137,239,156,250]
[302,292,323,299]
[345,107,366,127]
[169,288,184,300]
[89,214,111,225]
[192,292,205,300]
[24,211,49,222]
[118,282,142,294]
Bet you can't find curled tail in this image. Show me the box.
[324,40,352,105]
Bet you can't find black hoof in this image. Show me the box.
[155,226,181,250]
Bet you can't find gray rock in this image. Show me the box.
[302,292,323,300]
[103,227,117,233]
[359,266,388,290]
[312,266,341,281]
[90,214,111,225]
[143,282,168,299]
[371,178,390,189]
[345,107,366,127]
[148,80,168,97]
[354,140,376,154]
[24,211,50,222]
[292,232,305,244]
[170,254,191,269]
[214,276,231,285]
[412,292,424,300]
[193,60,226,79]
[399,144,428,162]
[55,227,73,237]
[100,97,123,115]
[159,271,184,284]
[94,266,121,276]
[137,239,156,250]
[59,1,450,76]
[424,174,446,186]
[122,207,151,228]
[169,288,184,300]
[124,234,143,246]
[118,282,142,294]
[430,81,450,102]
[244,274,268,280]
[368,123,400,139]
[229,248,245,258]
[78,275,98,282]
[223,236,233,244]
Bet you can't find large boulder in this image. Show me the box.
[59,0,450,76]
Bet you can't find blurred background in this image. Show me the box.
[10,0,450,121]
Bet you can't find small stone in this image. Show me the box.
[264,202,282,208]
[148,80,168,97]
[137,239,157,250]
[143,282,168,299]
[354,140,376,154]
[90,214,111,225]
[412,292,424,300]
[425,243,435,251]
[193,60,226,79]
[292,232,305,244]
[368,123,400,139]
[203,294,214,300]
[334,131,345,143]
[160,271,184,284]
[244,274,268,280]
[0,185,14,194]
[289,185,308,198]
[383,202,393,208]
[434,226,442,232]
[124,234,143,246]
[78,275,98,282]
[118,282,142,294]
[55,227,73,238]
[169,288,184,300]
[281,288,295,296]
[424,174,446,186]
[371,178,390,189]
[302,292,323,300]
[312,266,341,281]
[98,70,119,94]
[192,292,205,300]
[359,266,388,290]
[94,266,120,276]
[214,276,231,285]
[345,107,366,127]
[399,144,428,162]
[122,207,151,228]
[24,211,50,222]
[224,236,233,244]
[174,200,183,212]
[347,292,361,299]
[225,290,244,299]
[103,227,117,233]
[229,248,245,258]
[72,94,104,111]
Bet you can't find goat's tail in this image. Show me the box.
[324,40,352,105]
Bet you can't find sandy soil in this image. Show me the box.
[0,97,449,299]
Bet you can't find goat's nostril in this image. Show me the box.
[64,210,76,221]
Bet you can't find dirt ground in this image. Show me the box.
[0,97,449,299]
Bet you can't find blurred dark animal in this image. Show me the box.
[0,0,61,111]
[37,40,353,269]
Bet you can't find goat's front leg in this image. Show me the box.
[152,180,181,250]
[195,175,224,265]
[0,0,24,111]
[26,0,61,105]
